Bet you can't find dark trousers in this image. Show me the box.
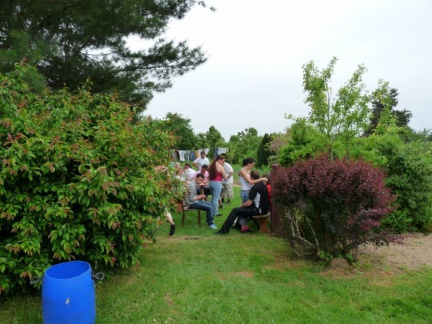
[219,206,260,234]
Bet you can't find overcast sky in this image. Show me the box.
[131,0,432,141]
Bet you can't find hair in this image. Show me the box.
[200,151,206,155]
[208,155,225,179]
[250,170,260,180]
[262,173,271,184]
[242,157,255,167]
[201,164,208,169]
[196,173,205,179]
[184,163,191,168]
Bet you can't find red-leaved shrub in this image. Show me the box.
[272,155,396,263]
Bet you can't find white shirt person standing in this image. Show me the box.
[192,151,210,170]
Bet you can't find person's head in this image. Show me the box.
[250,170,260,180]
[195,173,205,184]
[200,151,206,158]
[242,157,255,169]
[262,173,271,184]
[184,163,191,170]
[200,164,208,171]
[216,155,225,165]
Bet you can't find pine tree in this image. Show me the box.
[0,0,210,112]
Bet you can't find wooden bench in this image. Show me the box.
[181,201,202,227]
[253,212,271,234]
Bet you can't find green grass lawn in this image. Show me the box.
[1,187,432,323]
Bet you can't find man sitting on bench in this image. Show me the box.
[214,170,270,234]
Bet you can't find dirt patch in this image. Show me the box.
[359,233,432,270]
[323,233,432,277]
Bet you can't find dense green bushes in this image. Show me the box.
[0,65,177,295]
[273,155,396,263]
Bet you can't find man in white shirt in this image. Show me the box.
[192,151,210,170]
[221,160,234,205]
[183,163,197,181]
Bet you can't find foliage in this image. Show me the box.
[206,126,225,159]
[227,127,261,164]
[162,112,198,149]
[379,141,432,232]
[256,133,274,167]
[0,0,211,112]
[272,155,396,263]
[364,81,412,136]
[301,57,370,159]
[278,118,328,166]
[0,64,177,295]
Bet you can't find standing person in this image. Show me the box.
[185,174,217,229]
[192,151,210,170]
[238,158,268,203]
[208,155,227,217]
[215,170,270,234]
[221,160,234,205]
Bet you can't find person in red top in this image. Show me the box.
[208,155,227,217]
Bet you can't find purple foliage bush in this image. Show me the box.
[272,155,396,262]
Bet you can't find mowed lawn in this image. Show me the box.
[1,186,432,323]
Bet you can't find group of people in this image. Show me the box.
[164,151,271,236]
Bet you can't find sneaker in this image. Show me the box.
[215,213,223,216]
[208,224,218,230]
[169,224,176,236]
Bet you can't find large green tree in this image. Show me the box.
[163,112,198,149]
[206,126,224,159]
[227,127,261,164]
[0,0,210,112]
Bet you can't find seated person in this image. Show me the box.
[194,164,211,196]
[215,170,270,234]
[185,173,218,230]
[184,163,197,181]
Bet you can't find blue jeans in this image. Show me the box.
[209,180,222,215]
[189,201,214,225]
[240,190,250,203]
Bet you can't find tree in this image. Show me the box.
[279,57,370,165]
[163,112,197,149]
[256,133,274,167]
[0,0,211,112]
[227,127,261,164]
[301,57,370,159]
[365,81,412,136]
[206,126,224,159]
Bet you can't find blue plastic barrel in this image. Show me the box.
[42,261,96,324]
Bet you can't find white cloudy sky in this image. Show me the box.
[131,0,432,141]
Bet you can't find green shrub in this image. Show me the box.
[380,141,432,232]
[0,64,177,295]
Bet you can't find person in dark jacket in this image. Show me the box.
[215,170,270,234]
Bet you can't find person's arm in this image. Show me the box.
[217,163,227,180]
[239,169,267,184]
[240,199,254,208]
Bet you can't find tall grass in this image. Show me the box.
[1,187,432,323]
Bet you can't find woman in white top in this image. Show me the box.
[238,158,268,203]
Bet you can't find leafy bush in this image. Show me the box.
[0,64,176,295]
[272,155,396,263]
[380,141,432,232]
